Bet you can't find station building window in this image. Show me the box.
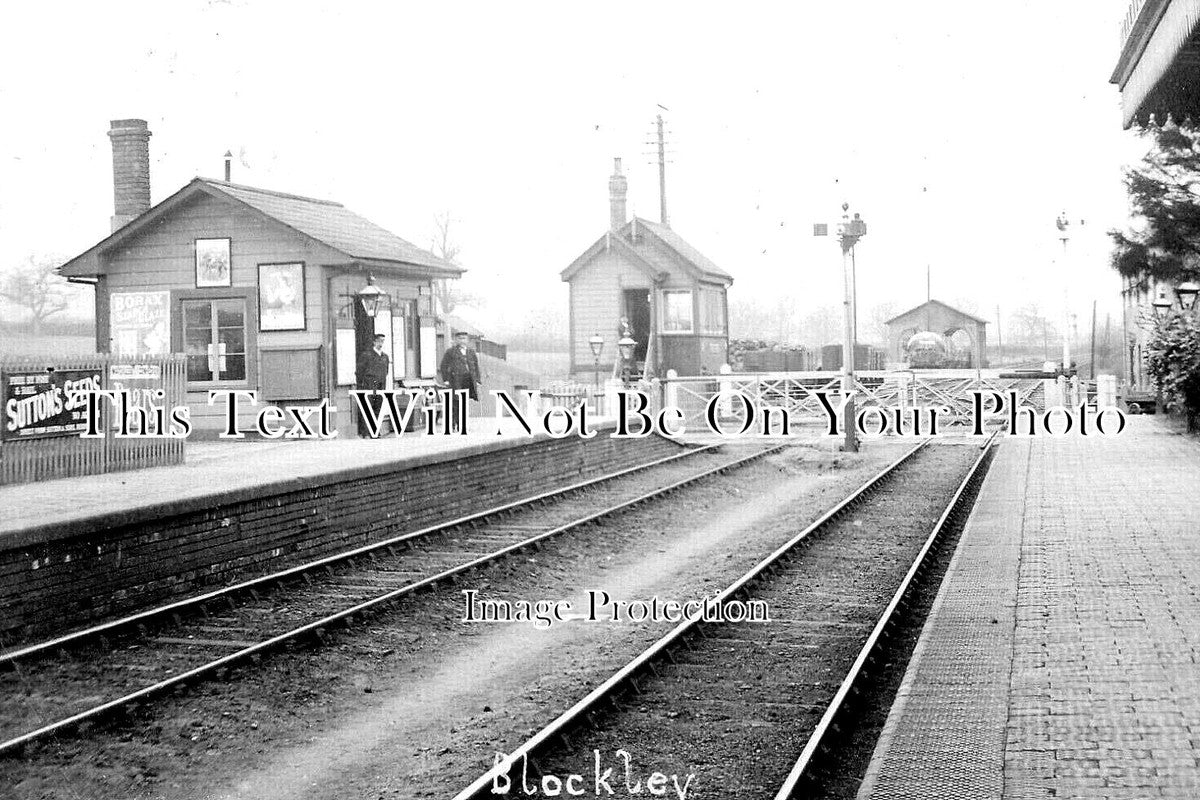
[662,290,694,333]
[182,298,248,383]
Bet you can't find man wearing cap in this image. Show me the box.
[355,333,390,437]
[439,330,481,432]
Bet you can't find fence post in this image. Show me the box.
[718,363,733,417]
[664,369,679,411]
[604,378,621,420]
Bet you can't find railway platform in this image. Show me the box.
[859,417,1200,799]
[0,416,687,646]
[0,417,535,537]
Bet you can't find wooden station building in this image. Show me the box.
[561,159,733,379]
[60,119,461,435]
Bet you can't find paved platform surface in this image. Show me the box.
[0,417,543,538]
[859,417,1200,799]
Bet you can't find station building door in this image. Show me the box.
[622,288,651,364]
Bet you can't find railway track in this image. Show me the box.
[453,436,996,799]
[0,442,781,757]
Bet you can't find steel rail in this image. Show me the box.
[1,444,722,667]
[0,443,781,757]
[772,431,998,798]
[452,437,933,800]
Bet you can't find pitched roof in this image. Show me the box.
[559,217,732,285]
[61,178,461,278]
[560,230,665,283]
[635,217,733,282]
[203,180,457,272]
[885,299,989,325]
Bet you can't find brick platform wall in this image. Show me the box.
[1,432,683,645]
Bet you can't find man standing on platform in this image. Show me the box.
[356,333,390,437]
[439,330,480,432]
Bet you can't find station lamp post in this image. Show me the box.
[1146,281,1200,413]
[589,333,604,394]
[618,335,637,386]
[357,275,388,318]
[1152,289,1174,322]
[1151,281,1200,322]
[1176,281,1200,312]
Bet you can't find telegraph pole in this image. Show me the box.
[656,113,668,226]
[1090,300,1098,380]
[996,305,1003,365]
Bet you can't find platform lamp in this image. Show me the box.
[1175,281,1200,312]
[618,335,637,386]
[357,275,389,318]
[589,334,604,394]
[1152,289,1174,322]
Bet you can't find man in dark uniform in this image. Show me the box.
[355,333,390,437]
[439,331,480,432]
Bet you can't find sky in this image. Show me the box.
[0,0,1147,340]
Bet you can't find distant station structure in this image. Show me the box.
[561,158,733,379]
[885,299,988,369]
[59,119,464,435]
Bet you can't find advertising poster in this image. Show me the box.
[110,291,170,356]
[2,369,102,440]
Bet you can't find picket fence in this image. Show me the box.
[0,354,187,485]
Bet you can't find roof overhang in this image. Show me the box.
[59,179,211,277]
[337,257,464,281]
[1111,0,1200,128]
[560,231,663,283]
[635,220,734,286]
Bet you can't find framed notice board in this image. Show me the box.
[259,346,323,401]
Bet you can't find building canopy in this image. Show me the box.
[1111,0,1200,128]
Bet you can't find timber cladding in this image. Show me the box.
[0,432,683,645]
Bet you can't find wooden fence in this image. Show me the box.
[1,354,187,485]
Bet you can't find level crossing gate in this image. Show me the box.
[654,370,1047,433]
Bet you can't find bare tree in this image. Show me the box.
[429,211,478,317]
[1008,303,1057,346]
[798,303,841,346]
[866,301,898,345]
[728,296,776,340]
[0,254,70,335]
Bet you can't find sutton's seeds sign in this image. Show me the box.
[2,370,102,440]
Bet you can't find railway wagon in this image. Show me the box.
[820,344,885,371]
[728,342,817,372]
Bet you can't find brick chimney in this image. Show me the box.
[108,119,152,231]
[609,157,627,232]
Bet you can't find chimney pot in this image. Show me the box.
[108,119,152,232]
[224,150,233,182]
[609,157,628,233]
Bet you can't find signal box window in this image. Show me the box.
[662,290,694,333]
